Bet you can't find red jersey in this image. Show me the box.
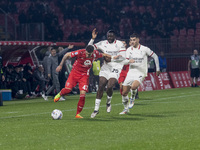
[71,49,103,76]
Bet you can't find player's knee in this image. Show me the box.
[131,86,137,90]
[98,84,105,91]
[122,90,128,96]
[107,84,113,90]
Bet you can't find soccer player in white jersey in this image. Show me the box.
[119,33,161,114]
[88,28,126,118]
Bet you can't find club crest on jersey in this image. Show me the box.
[84,60,92,66]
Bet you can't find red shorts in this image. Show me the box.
[65,71,89,92]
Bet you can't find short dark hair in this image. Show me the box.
[107,30,115,36]
[86,45,94,53]
[130,33,139,38]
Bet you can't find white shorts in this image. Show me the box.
[99,63,122,80]
[122,72,145,86]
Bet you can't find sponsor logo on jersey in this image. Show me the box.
[75,52,78,55]
[84,60,92,66]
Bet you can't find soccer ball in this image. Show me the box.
[51,109,63,120]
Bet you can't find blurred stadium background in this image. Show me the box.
[0,0,200,71]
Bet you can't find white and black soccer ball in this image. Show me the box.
[51,109,63,120]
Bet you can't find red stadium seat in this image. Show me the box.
[186,36,194,48]
[170,36,178,46]
[195,28,200,35]
[172,29,179,36]
[195,35,200,46]
[179,28,186,36]
[178,36,186,48]
[187,29,194,36]
[196,22,200,29]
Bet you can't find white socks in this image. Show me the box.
[122,95,129,109]
[94,99,101,111]
[106,96,112,104]
[130,89,137,99]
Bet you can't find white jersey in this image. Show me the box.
[88,39,126,80]
[126,44,155,77]
[93,40,126,67]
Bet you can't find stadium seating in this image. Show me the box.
[0,0,199,54]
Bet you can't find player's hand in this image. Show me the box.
[68,44,74,49]
[56,65,62,72]
[92,28,98,39]
[156,71,161,76]
[129,59,135,63]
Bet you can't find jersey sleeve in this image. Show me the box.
[93,41,106,53]
[94,50,103,60]
[125,48,130,59]
[146,47,154,56]
[71,50,82,58]
[119,42,126,58]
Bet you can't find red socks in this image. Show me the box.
[60,88,71,96]
[76,94,85,115]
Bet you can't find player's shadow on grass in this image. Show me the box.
[134,103,148,106]
[82,116,145,122]
[128,113,170,118]
[137,98,153,100]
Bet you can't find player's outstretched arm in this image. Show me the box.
[111,55,134,64]
[88,28,98,45]
[151,53,160,76]
[92,28,98,40]
[56,52,71,72]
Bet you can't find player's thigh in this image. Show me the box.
[131,80,141,90]
[98,76,108,88]
[78,75,89,92]
[107,78,117,89]
[65,73,77,89]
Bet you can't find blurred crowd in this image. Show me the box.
[0,63,47,98]
[1,0,200,41]
[0,45,102,99]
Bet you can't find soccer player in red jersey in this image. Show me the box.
[54,45,111,118]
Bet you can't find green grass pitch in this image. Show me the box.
[0,87,200,150]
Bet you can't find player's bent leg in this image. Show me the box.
[91,77,107,118]
[128,80,140,109]
[106,78,117,113]
[120,86,131,114]
[76,90,86,119]
[96,77,108,99]
[54,87,72,103]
